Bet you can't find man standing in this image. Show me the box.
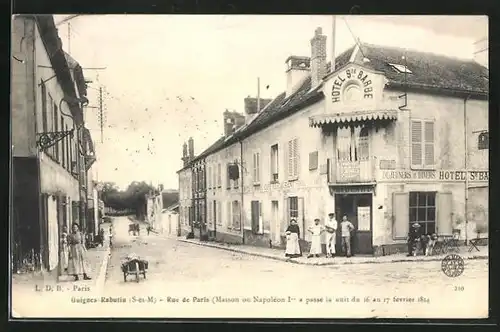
[340,215,354,257]
[325,213,337,258]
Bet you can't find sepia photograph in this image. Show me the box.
[10,14,489,319]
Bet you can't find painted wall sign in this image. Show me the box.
[331,67,374,103]
[379,170,489,182]
[338,161,360,181]
[329,185,374,194]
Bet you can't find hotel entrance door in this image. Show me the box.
[334,193,373,255]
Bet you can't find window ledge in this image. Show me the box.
[270,181,279,184]
[253,182,261,187]
[287,177,299,182]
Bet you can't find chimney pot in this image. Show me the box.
[285,56,310,97]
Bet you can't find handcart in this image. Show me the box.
[121,255,148,282]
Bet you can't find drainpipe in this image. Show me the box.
[239,139,245,245]
[464,95,471,245]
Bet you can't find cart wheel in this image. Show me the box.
[123,273,127,282]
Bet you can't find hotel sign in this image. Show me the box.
[331,67,374,103]
[380,170,489,182]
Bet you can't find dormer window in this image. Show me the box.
[389,63,412,74]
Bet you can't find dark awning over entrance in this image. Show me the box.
[309,110,398,128]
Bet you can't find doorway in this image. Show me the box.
[334,193,373,255]
[271,201,280,244]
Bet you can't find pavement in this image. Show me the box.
[11,222,112,317]
[177,237,489,266]
[11,216,489,319]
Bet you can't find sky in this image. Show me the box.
[52,15,488,190]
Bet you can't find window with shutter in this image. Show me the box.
[436,192,452,235]
[411,121,423,167]
[293,138,299,178]
[253,152,260,184]
[392,192,410,239]
[424,121,435,166]
[207,166,211,189]
[270,144,279,182]
[226,164,231,189]
[226,201,231,228]
[287,140,294,179]
[217,163,221,187]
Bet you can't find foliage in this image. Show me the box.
[97,181,158,216]
[475,223,488,234]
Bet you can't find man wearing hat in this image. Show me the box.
[407,221,422,256]
[324,213,338,258]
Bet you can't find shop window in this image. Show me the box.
[409,192,436,234]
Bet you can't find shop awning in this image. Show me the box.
[309,110,398,128]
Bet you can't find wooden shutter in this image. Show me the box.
[298,197,305,239]
[283,197,289,233]
[436,192,453,235]
[294,138,299,178]
[251,201,259,232]
[287,140,293,179]
[411,120,423,167]
[424,121,435,167]
[392,192,409,239]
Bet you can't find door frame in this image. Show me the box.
[271,200,280,244]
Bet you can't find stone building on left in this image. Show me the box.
[11,15,98,274]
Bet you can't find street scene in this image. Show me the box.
[11,15,489,319]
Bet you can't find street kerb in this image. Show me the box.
[95,245,112,293]
[177,238,488,266]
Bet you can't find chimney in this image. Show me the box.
[244,97,272,124]
[285,56,310,97]
[223,109,245,137]
[188,137,194,159]
[182,142,188,166]
[311,27,327,88]
[473,37,488,69]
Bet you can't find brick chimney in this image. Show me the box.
[223,110,245,137]
[310,27,327,88]
[188,137,194,159]
[244,97,272,124]
[285,56,310,97]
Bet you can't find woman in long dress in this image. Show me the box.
[285,218,302,258]
[67,222,92,281]
[308,218,325,258]
[60,226,69,273]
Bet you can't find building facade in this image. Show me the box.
[11,15,97,272]
[178,27,488,256]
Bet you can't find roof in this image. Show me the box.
[177,42,488,173]
[64,52,88,100]
[177,136,226,172]
[165,203,179,211]
[356,43,488,96]
[34,15,84,125]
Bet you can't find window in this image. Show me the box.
[287,138,299,180]
[53,102,59,161]
[309,151,318,170]
[409,192,436,234]
[389,63,412,74]
[232,200,240,230]
[288,196,298,220]
[411,120,435,168]
[253,152,260,184]
[226,164,231,189]
[226,201,231,228]
[270,144,279,182]
[217,163,221,187]
[337,126,369,162]
[217,202,222,226]
[251,200,262,234]
[358,128,369,160]
[65,124,70,171]
[41,83,48,133]
[212,165,216,190]
[207,166,212,189]
[61,117,66,169]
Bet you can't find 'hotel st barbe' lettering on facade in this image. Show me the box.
[331,67,374,103]
[381,170,489,182]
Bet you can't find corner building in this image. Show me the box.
[179,27,488,255]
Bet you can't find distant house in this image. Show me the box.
[161,203,180,236]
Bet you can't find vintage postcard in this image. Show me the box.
[10,15,489,319]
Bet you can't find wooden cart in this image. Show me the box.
[121,258,148,282]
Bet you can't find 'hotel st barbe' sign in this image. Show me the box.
[380,170,489,182]
[331,67,374,103]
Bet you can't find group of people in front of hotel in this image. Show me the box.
[284,213,354,259]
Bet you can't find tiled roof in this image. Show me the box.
[357,43,488,96]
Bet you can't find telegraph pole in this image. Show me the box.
[98,87,104,143]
